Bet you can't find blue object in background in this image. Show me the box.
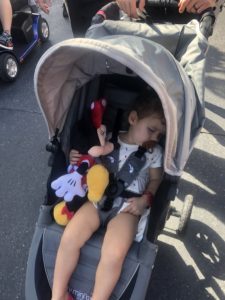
[0,6,49,82]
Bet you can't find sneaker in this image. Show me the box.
[0,32,13,50]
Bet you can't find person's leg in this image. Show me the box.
[51,202,100,300]
[92,212,139,300]
[0,0,13,49]
[65,0,109,36]
[0,0,12,33]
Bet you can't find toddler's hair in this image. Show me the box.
[132,87,164,120]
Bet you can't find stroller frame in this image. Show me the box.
[25,2,216,299]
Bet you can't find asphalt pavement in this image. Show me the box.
[0,2,224,300]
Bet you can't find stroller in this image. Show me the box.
[0,0,49,82]
[25,1,215,299]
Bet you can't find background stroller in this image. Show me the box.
[0,0,49,82]
[25,1,216,299]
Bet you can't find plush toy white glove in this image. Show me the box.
[51,171,86,202]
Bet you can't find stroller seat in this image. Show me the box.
[25,73,159,300]
[41,75,159,299]
[43,222,157,299]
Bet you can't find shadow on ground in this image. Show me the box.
[147,219,225,300]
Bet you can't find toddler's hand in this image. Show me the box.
[122,196,147,216]
[69,149,82,165]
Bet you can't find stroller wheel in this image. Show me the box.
[62,3,69,18]
[177,194,194,235]
[0,53,19,82]
[38,18,50,42]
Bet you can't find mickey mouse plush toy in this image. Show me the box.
[51,98,114,225]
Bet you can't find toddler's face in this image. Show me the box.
[130,113,166,146]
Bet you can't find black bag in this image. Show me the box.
[10,0,28,11]
[12,12,34,43]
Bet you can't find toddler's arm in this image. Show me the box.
[122,167,163,216]
[145,167,163,196]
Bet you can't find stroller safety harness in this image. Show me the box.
[101,145,147,211]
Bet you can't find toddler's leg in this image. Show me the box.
[92,212,139,300]
[51,202,100,300]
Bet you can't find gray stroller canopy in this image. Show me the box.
[34,19,208,177]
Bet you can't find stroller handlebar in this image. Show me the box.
[91,2,120,25]
[145,0,178,8]
[91,1,215,39]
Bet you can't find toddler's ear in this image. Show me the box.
[128,111,138,125]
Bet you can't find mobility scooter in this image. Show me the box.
[0,0,49,82]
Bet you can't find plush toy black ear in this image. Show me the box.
[70,109,100,154]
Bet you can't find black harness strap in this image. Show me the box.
[110,108,124,145]
[100,146,147,211]
[117,146,147,187]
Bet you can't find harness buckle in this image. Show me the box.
[105,179,124,198]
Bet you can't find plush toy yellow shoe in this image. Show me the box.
[53,201,74,226]
[87,164,109,203]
